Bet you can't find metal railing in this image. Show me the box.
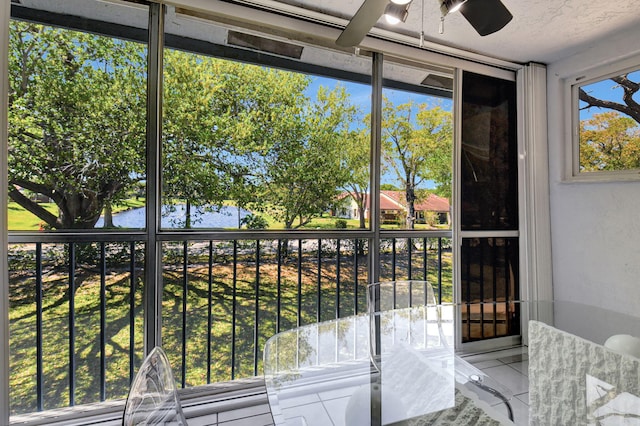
[7,231,452,416]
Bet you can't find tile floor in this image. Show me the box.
[270,346,531,425]
[463,347,530,425]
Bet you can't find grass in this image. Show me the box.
[8,200,448,231]
[8,199,146,231]
[7,240,452,415]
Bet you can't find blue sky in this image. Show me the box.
[579,70,640,122]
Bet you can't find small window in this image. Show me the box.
[573,68,640,178]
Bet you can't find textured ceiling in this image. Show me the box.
[239,0,640,64]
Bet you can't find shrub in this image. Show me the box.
[241,214,269,229]
[334,219,347,229]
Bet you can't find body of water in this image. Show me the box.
[95,204,251,229]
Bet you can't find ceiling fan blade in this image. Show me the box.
[336,0,389,47]
[460,0,512,36]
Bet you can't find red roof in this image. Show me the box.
[382,190,449,213]
[340,191,449,213]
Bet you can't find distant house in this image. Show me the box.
[334,191,450,225]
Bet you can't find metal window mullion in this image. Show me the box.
[438,237,443,304]
[407,237,412,280]
[276,240,282,333]
[231,241,237,380]
[369,52,383,285]
[68,243,76,406]
[335,239,341,319]
[391,238,397,281]
[317,239,322,323]
[129,242,136,382]
[479,240,485,340]
[297,241,302,327]
[181,241,188,388]
[35,243,43,411]
[207,241,213,384]
[144,1,164,356]
[353,239,358,315]
[253,240,260,376]
[99,242,106,401]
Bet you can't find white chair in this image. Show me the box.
[122,346,187,426]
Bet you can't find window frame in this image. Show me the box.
[566,56,640,182]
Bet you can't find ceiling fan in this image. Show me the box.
[335,0,513,47]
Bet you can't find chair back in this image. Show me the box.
[122,346,187,426]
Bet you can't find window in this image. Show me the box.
[572,66,640,179]
[7,1,149,415]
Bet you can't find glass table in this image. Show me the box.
[263,281,514,425]
[264,282,640,425]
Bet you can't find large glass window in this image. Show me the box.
[575,68,640,176]
[8,3,148,231]
[4,1,521,419]
[7,1,149,415]
[162,12,372,231]
[381,59,453,231]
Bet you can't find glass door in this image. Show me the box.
[457,71,520,344]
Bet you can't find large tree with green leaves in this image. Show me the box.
[9,22,361,231]
[8,22,147,229]
[162,51,313,227]
[339,127,370,228]
[381,99,452,229]
[259,85,357,229]
[579,111,640,171]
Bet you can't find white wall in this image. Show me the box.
[547,25,640,316]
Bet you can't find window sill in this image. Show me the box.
[10,377,270,426]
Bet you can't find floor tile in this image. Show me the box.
[507,360,529,376]
[481,364,529,395]
[322,396,351,426]
[469,359,503,369]
[498,353,529,364]
[280,401,333,426]
[515,392,529,405]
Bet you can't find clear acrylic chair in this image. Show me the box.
[122,346,187,426]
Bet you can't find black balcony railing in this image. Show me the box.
[8,232,452,416]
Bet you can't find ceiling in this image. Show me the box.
[233,0,640,65]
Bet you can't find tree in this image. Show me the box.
[8,22,146,229]
[162,52,311,227]
[579,74,640,123]
[579,111,640,171]
[339,127,370,229]
[259,85,357,229]
[381,99,452,229]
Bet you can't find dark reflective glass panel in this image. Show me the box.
[460,237,520,342]
[461,72,518,230]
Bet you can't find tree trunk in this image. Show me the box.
[185,199,191,229]
[103,202,114,228]
[405,184,416,230]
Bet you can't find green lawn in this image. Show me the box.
[7,238,452,414]
[8,199,146,231]
[9,200,447,231]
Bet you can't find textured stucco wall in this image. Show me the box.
[546,25,640,316]
[529,321,640,425]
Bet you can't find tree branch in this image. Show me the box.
[579,83,640,124]
[8,186,58,228]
